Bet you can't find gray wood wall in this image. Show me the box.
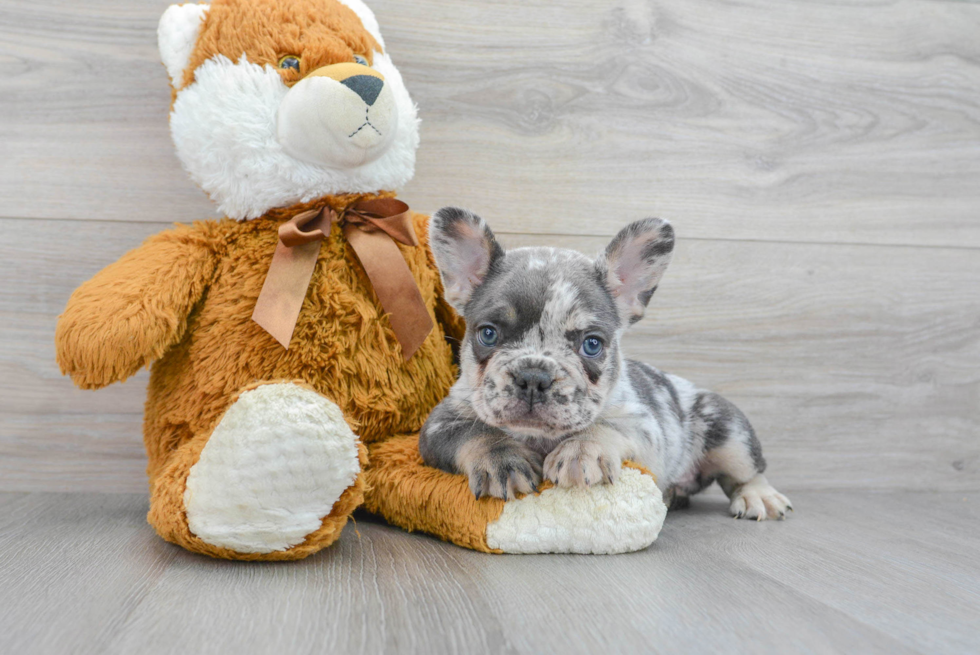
[1,0,978,493]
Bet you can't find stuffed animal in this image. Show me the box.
[54,0,667,559]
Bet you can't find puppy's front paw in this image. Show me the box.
[730,475,793,521]
[460,441,542,501]
[544,438,622,488]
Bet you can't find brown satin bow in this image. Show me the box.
[251,197,434,360]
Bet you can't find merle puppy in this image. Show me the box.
[419,207,792,521]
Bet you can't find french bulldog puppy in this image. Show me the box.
[419,208,792,521]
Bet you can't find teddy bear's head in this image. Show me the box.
[158,0,419,219]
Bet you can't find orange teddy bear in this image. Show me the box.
[55,0,666,560]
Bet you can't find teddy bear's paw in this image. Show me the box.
[485,466,667,554]
[183,382,362,554]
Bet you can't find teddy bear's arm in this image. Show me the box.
[55,223,218,390]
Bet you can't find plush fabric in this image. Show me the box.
[365,435,666,555]
[364,435,508,553]
[57,194,462,558]
[485,466,667,555]
[55,0,666,560]
[165,0,419,219]
[182,0,382,91]
[183,382,363,554]
[159,4,210,84]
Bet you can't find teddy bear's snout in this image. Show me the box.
[276,62,399,168]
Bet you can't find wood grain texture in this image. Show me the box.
[1,0,979,247]
[0,2,977,495]
[2,219,977,493]
[1,490,978,654]
[1,2,978,651]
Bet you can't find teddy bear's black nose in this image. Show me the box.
[341,75,384,106]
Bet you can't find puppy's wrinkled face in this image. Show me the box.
[431,208,674,441]
[463,248,622,436]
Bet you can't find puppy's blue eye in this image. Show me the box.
[477,325,498,347]
[581,336,603,358]
[353,54,368,65]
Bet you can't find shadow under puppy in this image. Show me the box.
[420,208,792,521]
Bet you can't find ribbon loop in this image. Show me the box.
[278,207,335,247]
[343,198,418,247]
[252,198,434,360]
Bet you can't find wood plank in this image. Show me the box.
[398,0,980,248]
[685,491,980,654]
[0,493,179,655]
[111,517,912,655]
[0,0,215,222]
[2,491,977,654]
[0,218,164,419]
[0,413,147,493]
[1,0,979,247]
[1,219,977,493]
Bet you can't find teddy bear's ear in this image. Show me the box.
[158,3,210,85]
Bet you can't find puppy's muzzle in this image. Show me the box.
[513,366,553,409]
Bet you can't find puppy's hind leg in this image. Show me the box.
[692,392,792,521]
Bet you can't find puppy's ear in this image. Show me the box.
[430,207,504,313]
[597,218,674,327]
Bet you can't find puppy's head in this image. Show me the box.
[431,208,674,438]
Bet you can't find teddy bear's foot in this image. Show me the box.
[483,466,667,554]
[183,382,362,554]
[364,435,667,554]
[148,382,366,559]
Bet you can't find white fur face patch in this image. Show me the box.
[169,48,418,219]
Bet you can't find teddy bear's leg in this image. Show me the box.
[147,382,367,560]
[363,435,667,554]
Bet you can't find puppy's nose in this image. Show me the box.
[514,368,553,408]
[340,75,384,106]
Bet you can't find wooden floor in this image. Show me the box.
[2,489,978,655]
[2,0,978,653]
[2,0,979,496]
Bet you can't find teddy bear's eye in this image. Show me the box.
[353,54,368,66]
[278,55,301,71]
